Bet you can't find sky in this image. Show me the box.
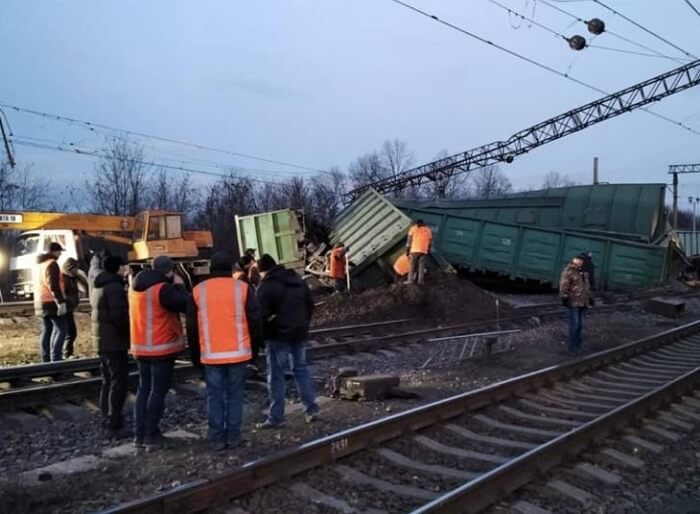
[1,0,699,206]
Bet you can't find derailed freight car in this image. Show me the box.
[397,204,670,291]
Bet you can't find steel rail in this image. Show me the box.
[101,320,700,514]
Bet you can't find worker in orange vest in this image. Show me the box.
[129,255,189,449]
[405,220,433,285]
[34,242,68,362]
[328,242,348,293]
[186,253,263,450]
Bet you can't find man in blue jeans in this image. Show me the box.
[559,255,591,354]
[34,243,68,362]
[255,254,319,428]
[186,253,263,450]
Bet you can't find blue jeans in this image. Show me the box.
[567,307,585,352]
[204,363,247,445]
[266,340,318,424]
[39,314,67,362]
[134,358,175,438]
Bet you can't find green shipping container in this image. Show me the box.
[392,183,667,242]
[398,205,669,291]
[330,189,453,289]
[234,209,305,272]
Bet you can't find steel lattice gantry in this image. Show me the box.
[352,59,700,197]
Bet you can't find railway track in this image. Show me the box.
[101,320,700,514]
[0,302,634,412]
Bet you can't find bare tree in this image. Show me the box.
[149,169,199,227]
[420,149,472,200]
[87,137,150,216]
[348,151,388,190]
[0,161,50,211]
[471,165,513,199]
[381,139,414,178]
[542,171,576,189]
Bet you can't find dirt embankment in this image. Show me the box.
[313,274,512,326]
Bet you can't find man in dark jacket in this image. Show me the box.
[130,256,189,449]
[91,256,130,433]
[580,251,596,292]
[34,243,67,362]
[61,257,81,359]
[255,254,318,428]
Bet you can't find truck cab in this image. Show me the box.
[9,229,79,299]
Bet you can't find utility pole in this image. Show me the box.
[669,164,700,229]
[690,197,700,254]
[593,157,599,185]
[0,110,16,168]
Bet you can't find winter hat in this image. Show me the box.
[257,254,277,273]
[211,252,233,272]
[62,258,79,274]
[153,255,174,274]
[49,242,64,253]
[104,256,124,274]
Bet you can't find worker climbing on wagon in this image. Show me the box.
[328,242,349,293]
[186,253,263,451]
[405,220,433,285]
[559,255,591,354]
[129,255,189,449]
[34,242,68,362]
[61,257,81,359]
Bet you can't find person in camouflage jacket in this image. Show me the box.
[559,256,591,353]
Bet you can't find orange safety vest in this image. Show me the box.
[393,254,410,277]
[193,277,252,365]
[129,283,185,357]
[328,248,347,279]
[37,258,64,304]
[408,225,432,255]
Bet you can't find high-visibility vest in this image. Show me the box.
[129,283,185,357]
[328,248,347,279]
[408,225,433,254]
[393,254,410,277]
[193,277,252,365]
[36,258,64,304]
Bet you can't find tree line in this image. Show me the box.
[1,137,588,252]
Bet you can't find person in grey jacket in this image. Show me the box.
[91,256,130,434]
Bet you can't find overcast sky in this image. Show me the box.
[1,0,699,203]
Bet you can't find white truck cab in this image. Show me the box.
[9,229,79,299]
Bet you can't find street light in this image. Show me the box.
[689,197,700,254]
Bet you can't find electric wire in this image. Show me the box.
[591,0,698,60]
[537,0,689,64]
[0,101,330,175]
[387,0,700,137]
[684,0,700,18]
[486,0,685,61]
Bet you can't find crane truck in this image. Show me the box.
[0,210,212,299]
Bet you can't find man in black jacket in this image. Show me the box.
[255,254,318,428]
[91,256,130,433]
[61,258,81,359]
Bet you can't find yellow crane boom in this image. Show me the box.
[0,212,134,232]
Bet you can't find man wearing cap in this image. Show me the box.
[129,255,189,449]
[186,253,263,450]
[34,242,68,362]
[405,220,433,285]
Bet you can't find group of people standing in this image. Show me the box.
[35,245,318,451]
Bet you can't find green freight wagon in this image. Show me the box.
[393,183,667,243]
[234,209,305,272]
[330,189,453,289]
[397,205,669,291]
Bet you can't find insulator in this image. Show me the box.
[568,35,587,51]
[587,18,605,35]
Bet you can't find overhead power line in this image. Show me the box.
[485,0,684,61]
[11,138,291,186]
[537,0,689,64]
[684,0,700,18]
[0,101,330,175]
[591,0,698,60]
[386,0,700,137]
